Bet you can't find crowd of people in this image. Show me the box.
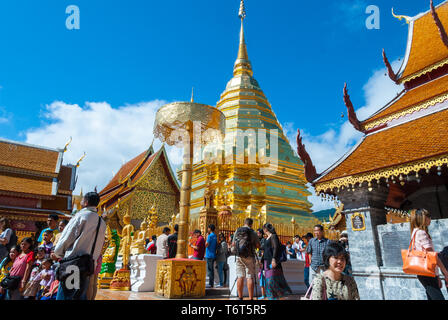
[1,195,447,300]
[0,192,106,300]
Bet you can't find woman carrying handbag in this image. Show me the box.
[405,209,448,300]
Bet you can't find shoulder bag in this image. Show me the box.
[401,229,437,277]
[56,216,102,282]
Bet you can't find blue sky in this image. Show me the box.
[0,0,437,210]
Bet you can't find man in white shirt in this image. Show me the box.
[156,227,171,258]
[53,192,106,300]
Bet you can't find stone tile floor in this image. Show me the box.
[96,289,303,300]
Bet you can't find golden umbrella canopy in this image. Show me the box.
[153,101,225,259]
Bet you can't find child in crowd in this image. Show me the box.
[286,241,296,260]
[23,248,46,300]
[39,230,54,259]
[0,246,20,300]
[36,259,54,300]
[40,279,59,300]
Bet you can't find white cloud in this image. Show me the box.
[25,100,184,194]
[285,60,403,211]
[0,107,11,124]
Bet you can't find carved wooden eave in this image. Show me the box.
[431,0,448,49]
[382,49,399,84]
[343,83,366,133]
[296,129,319,183]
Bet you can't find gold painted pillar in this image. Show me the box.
[177,122,193,259]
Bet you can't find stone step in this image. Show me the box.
[205,287,231,297]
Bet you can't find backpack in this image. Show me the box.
[5,230,17,251]
[234,227,253,258]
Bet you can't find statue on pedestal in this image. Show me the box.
[130,219,150,255]
[119,209,134,270]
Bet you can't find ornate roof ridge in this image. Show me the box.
[396,0,448,83]
[362,73,448,129]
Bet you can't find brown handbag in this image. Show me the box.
[402,230,438,277]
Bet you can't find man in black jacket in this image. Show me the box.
[167,224,178,258]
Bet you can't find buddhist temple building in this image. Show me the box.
[99,145,180,233]
[190,1,315,226]
[0,138,77,241]
[297,0,448,300]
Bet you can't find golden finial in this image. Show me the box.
[392,8,411,24]
[239,0,246,21]
[191,87,194,103]
[291,217,295,224]
[76,152,86,168]
[63,137,72,153]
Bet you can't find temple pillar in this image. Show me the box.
[337,184,388,300]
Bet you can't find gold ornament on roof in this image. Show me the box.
[76,152,86,168]
[63,136,72,153]
[391,8,411,24]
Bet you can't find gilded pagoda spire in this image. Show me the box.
[234,0,253,77]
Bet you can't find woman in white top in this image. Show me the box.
[410,209,448,300]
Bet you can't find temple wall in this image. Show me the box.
[350,218,448,300]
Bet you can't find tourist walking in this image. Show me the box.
[53,192,106,300]
[37,214,60,245]
[216,233,228,287]
[6,237,34,300]
[205,224,217,288]
[261,223,292,300]
[409,209,448,300]
[303,233,313,288]
[306,225,329,284]
[156,227,170,258]
[190,230,206,260]
[231,218,260,300]
[167,224,179,258]
[311,241,359,300]
[256,228,267,299]
[0,218,16,262]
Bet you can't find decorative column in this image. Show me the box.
[337,184,389,300]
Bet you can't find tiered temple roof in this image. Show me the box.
[309,1,448,195]
[99,145,180,225]
[0,138,77,224]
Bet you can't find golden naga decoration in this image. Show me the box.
[391,7,411,24]
[76,152,86,168]
[63,136,72,153]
